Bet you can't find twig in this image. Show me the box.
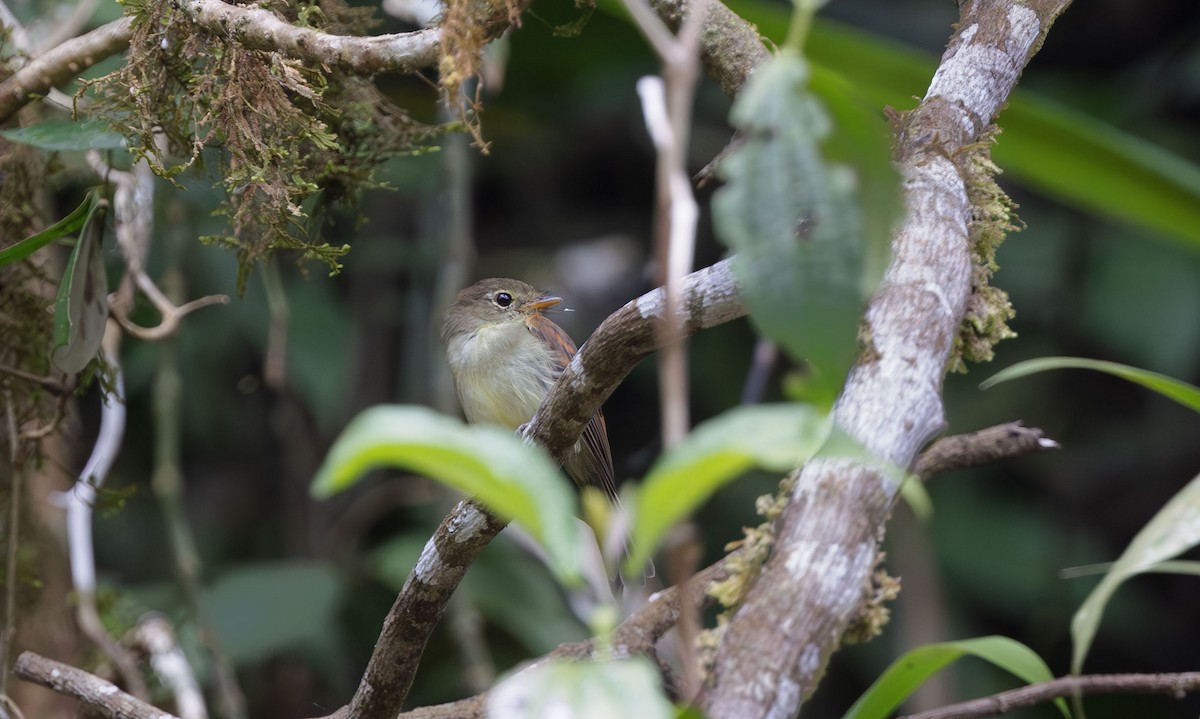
[899,672,1200,719]
[12,651,180,719]
[0,364,70,395]
[89,152,231,342]
[260,258,289,390]
[127,615,208,719]
[915,422,1059,480]
[0,398,20,697]
[58,323,149,700]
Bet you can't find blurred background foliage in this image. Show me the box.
[4,0,1200,716]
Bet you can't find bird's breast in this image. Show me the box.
[447,321,560,429]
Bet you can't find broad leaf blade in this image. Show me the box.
[625,404,830,576]
[201,560,342,664]
[843,636,1064,719]
[0,118,128,151]
[50,197,109,374]
[311,405,584,584]
[713,52,881,405]
[0,192,95,268]
[1070,473,1200,674]
[981,357,1200,413]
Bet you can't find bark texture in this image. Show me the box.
[697,2,1073,717]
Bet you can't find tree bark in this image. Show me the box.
[697,2,1073,717]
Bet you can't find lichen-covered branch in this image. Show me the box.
[0,17,134,123]
[697,2,1073,717]
[178,0,441,74]
[13,651,181,719]
[915,421,1058,480]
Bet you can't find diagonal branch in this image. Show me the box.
[0,16,134,123]
[899,672,1200,719]
[317,259,745,719]
[697,2,1074,717]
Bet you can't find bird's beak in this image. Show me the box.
[526,294,562,312]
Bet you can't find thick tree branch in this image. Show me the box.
[698,2,1073,717]
[178,0,441,74]
[13,651,181,719]
[915,421,1059,480]
[647,0,769,98]
[317,260,744,719]
[0,16,134,123]
[899,672,1200,719]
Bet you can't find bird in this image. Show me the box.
[441,277,619,503]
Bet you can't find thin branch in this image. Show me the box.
[899,672,1200,719]
[0,16,134,123]
[915,422,1059,481]
[59,324,150,700]
[13,651,181,719]
[127,615,208,719]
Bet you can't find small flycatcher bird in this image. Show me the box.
[441,278,619,502]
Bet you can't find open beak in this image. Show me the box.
[526,293,562,312]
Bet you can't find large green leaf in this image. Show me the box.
[842,636,1065,719]
[0,192,96,268]
[713,52,878,405]
[311,405,584,584]
[713,2,1200,252]
[1070,472,1200,674]
[200,560,342,664]
[50,196,109,374]
[625,404,831,576]
[980,357,1200,413]
[489,657,673,719]
[0,118,127,151]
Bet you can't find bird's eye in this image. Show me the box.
[494,292,513,308]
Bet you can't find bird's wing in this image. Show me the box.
[525,313,619,500]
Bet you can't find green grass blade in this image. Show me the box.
[980,357,1200,413]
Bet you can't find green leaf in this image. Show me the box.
[625,404,831,576]
[200,560,342,664]
[0,192,95,268]
[50,196,109,374]
[980,357,1200,413]
[311,405,584,584]
[704,0,1200,252]
[0,118,128,151]
[1070,472,1200,674]
[842,636,1065,719]
[489,657,674,719]
[713,52,881,405]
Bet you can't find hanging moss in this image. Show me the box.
[949,127,1020,373]
[82,0,442,291]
